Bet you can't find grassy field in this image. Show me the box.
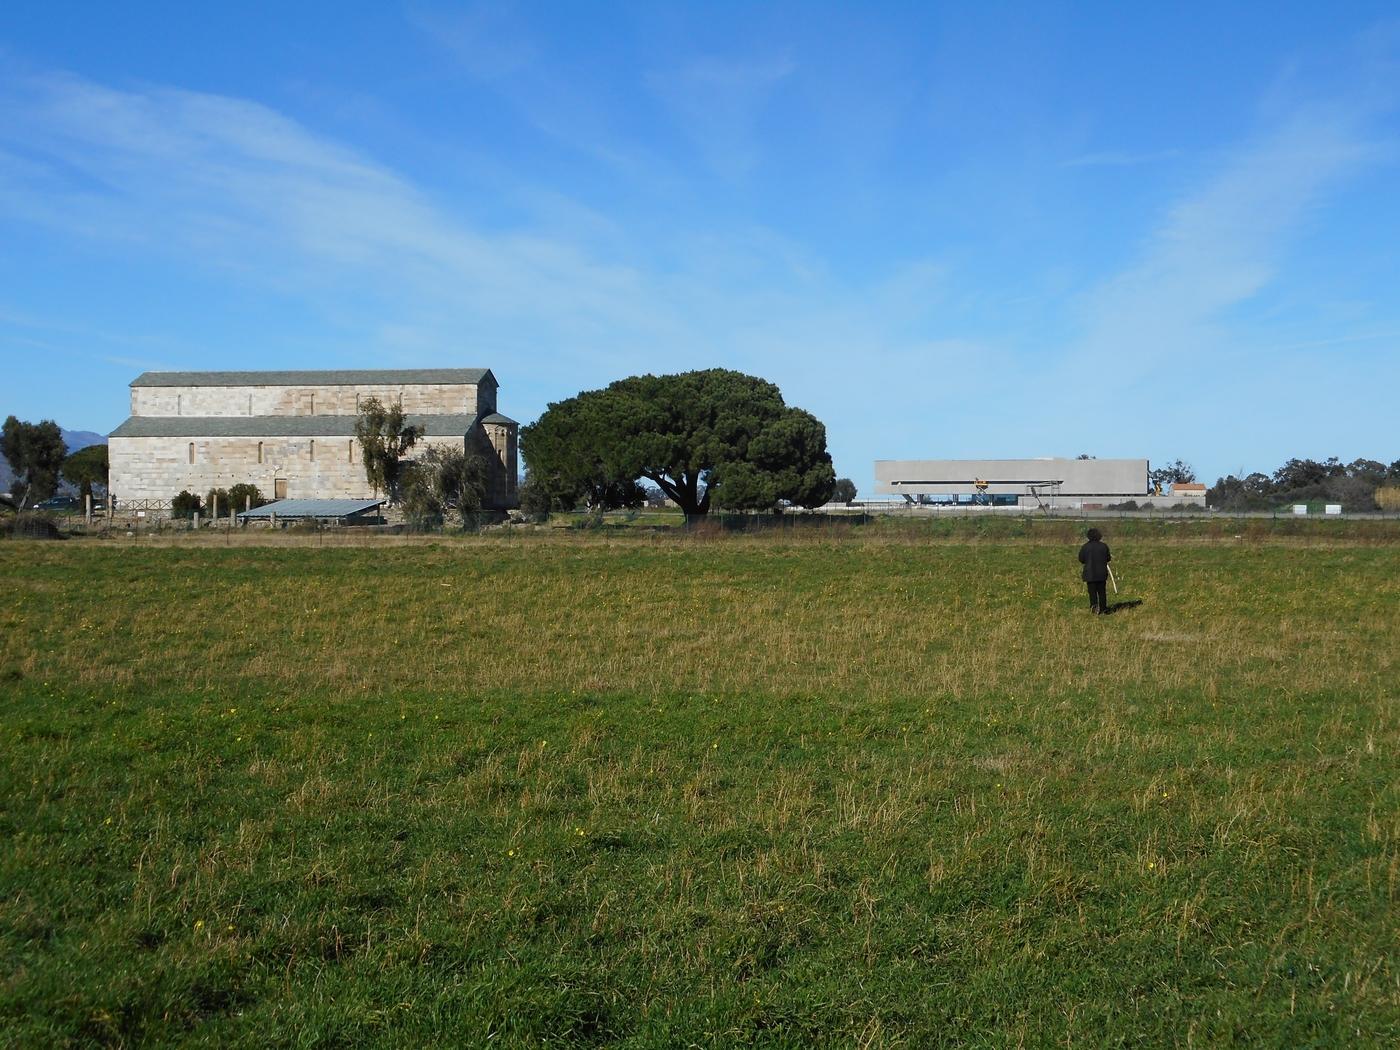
[2,528,1398,1046]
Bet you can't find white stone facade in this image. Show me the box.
[109,369,518,509]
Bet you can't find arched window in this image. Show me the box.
[188,442,195,464]
[347,440,354,463]
[309,439,316,461]
[257,441,264,465]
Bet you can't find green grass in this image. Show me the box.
[2,532,1398,1046]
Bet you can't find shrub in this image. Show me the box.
[3,513,64,540]
[518,474,553,523]
[1376,485,1400,512]
[171,490,202,519]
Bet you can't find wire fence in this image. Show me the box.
[7,500,1400,544]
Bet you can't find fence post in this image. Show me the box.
[85,493,92,527]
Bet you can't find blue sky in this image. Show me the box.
[2,2,1398,491]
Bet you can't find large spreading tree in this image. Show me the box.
[521,369,836,517]
[1,416,66,509]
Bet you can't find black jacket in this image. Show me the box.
[1079,540,1111,582]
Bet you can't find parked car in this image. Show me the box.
[34,496,81,513]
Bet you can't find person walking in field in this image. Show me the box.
[1079,527,1112,614]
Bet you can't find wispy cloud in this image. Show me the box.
[0,69,666,347]
[1068,105,1378,384]
[649,54,797,178]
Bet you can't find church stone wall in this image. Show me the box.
[110,435,473,503]
[131,380,495,418]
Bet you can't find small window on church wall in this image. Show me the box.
[309,439,316,461]
[258,442,264,464]
[188,442,195,464]
[347,440,354,463]
[309,392,315,415]
[177,394,182,416]
[248,394,253,415]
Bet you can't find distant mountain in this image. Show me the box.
[0,426,108,495]
[62,429,107,452]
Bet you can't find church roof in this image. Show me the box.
[130,368,492,387]
[110,413,484,438]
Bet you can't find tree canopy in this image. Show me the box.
[521,369,836,517]
[2,416,66,508]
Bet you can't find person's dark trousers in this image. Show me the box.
[1087,580,1108,613]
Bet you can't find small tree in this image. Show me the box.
[401,446,490,529]
[227,483,266,513]
[205,488,231,517]
[2,416,66,509]
[433,446,489,527]
[1149,459,1196,491]
[61,444,109,502]
[171,490,202,519]
[354,398,423,504]
[832,478,857,503]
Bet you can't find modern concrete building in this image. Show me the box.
[109,368,518,508]
[874,458,1150,509]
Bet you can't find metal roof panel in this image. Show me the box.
[238,499,384,518]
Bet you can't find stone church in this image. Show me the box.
[109,368,518,508]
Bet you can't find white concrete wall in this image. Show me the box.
[876,458,1149,497]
